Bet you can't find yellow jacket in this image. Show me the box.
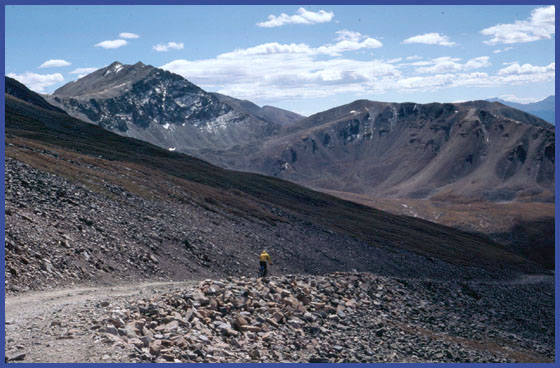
[259,251,271,263]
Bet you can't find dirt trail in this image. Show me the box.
[5,280,198,363]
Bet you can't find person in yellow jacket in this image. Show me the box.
[259,250,272,278]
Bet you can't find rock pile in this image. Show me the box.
[93,272,554,363]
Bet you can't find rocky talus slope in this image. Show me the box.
[7,153,526,295]
[91,272,553,363]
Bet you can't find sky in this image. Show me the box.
[5,5,556,116]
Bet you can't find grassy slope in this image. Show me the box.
[5,94,539,271]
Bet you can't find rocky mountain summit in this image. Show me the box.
[45,62,301,162]
[91,272,553,363]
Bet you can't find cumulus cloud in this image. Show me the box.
[464,56,492,69]
[153,42,184,52]
[335,29,363,42]
[219,35,381,59]
[406,55,423,60]
[481,6,555,45]
[498,62,555,75]
[316,37,382,56]
[159,34,553,103]
[402,32,456,47]
[7,72,64,93]
[161,39,397,102]
[413,56,491,74]
[493,47,513,54]
[38,59,71,68]
[119,32,139,39]
[498,94,546,104]
[257,7,334,28]
[95,39,127,49]
[69,67,98,75]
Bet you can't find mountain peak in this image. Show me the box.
[53,61,156,98]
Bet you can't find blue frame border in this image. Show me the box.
[0,0,557,367]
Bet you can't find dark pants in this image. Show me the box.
[259,261,267,277]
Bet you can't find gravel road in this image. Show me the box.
[5,281,198,363]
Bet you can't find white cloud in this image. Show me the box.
[161,40,398,102]
[38,59,71,68]
[498,94,546,104]
[481,6,555,45]
[402,32,456,47]
[219,43,312,58]
[95,39,127,49]
[7,72,64,93]
[464,56,492,69]
[406,55,423,60]
[219,36,381,59]
[159,34,553,104]
[257,7,334,28]
[119,32,139,39]
[335,29,363,42]
[414,56,491,74]
[153,42,184,52]
[493,47,513,54]
[69,67,98,75]
[316,37,382,56]
[393,61,554,93]
[498,62,555,75]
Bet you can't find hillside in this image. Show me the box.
[5,79,546,294]
[236,99,554,203]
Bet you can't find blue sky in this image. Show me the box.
[6,5,555,116]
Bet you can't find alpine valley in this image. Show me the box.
[44,62,555,269]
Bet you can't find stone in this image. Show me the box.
[149,340,162,356]
[240,325,261,333]
[104,325,119,335]
[7,352,26,361]
[128,338,144,348]
[234,315,248,327]
[309,357,330,363]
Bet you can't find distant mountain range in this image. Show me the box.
[486,96,555,125]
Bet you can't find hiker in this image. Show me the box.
[259,250,272,278]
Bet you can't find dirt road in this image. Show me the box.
[5,281,197,363]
